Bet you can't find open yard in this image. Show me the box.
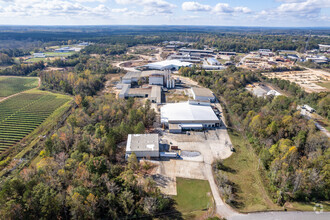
[173,177,213,219]
[0,90,71,153]
[0,76,39,98]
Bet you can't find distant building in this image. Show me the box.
[122,72,142,84]
[267,90,281,96]
[33,53,46,58]
[202,65,226,70]
[259,49,274,56]
[118,84,130,99]
[218,51,236,56]
[191,87,215,102]
[302,104,315,113]
[149,74,164,85]
[207,58,221,65]
[78,42,89,46]
[306,56,328,64]
[319,44,330,52]
[125,134,159,158]
[168,54,201,63]
[179,48,214,54]
[149,85,162,103]
[143,60,192,71]
[54,47,80,53]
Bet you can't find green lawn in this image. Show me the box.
[45,52,75,57]
[25,58,47,63]
[0,76,39,97]
[173,177,213,218]
[223,130,282,212]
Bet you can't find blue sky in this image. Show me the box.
[0,0,329,26]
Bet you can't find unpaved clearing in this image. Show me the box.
[263,68,330,93]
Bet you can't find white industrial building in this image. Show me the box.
[122,72,142,84]
[161,101,220,132]
[179,48,214,54]
[149,74,164,85]
[143,60,192,71]
[149,86,162,103]
[33,53,46,58]
[202,65,226,70]
[207,58,221,65]
[125,134,159,158]
[319,44,330,52]
[191,87,215,102]
[267,90,281,96]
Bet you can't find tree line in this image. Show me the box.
[179,66,329,205]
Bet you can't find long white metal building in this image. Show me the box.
[143,60,192,70]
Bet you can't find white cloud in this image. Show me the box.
[213,3,251,14]
[75,0,106,3]
[0,0,113,17]
[181,1,251,14]
[182,2,211,12]
[257,0,329,20]
[111,8,128,13]
[116,0,176,14]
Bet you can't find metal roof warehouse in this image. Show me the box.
[161,102,220,130]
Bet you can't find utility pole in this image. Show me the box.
[304,30,312,53]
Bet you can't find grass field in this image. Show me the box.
[173,177,213,218]
[25,58,47,63]
[45,52,75,57]
[0,90,71,153]
[225,129,330,212]
[223,130,282,212]
[0,77,39,98]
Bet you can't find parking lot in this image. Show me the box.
[150,127,233,194]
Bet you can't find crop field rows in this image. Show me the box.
[0,77,39,98]
[0,93,70,153]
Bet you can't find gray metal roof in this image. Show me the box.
[123,71,142,80]
[126,134,159,152]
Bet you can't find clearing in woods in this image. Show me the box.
[0,76,39,98]
[0,90,71,154]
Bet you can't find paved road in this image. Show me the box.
[204,163,239,218]
[229,211,330,220]
[299,107,330,138]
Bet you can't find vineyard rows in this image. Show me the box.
[0,93,70,153]
[0,77,39,98]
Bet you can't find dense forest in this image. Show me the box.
[0,94,175,219]
[1,26,329,52]
[179,66,329,205]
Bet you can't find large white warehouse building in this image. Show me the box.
[161,102,220,132]
[143,60,192,71]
